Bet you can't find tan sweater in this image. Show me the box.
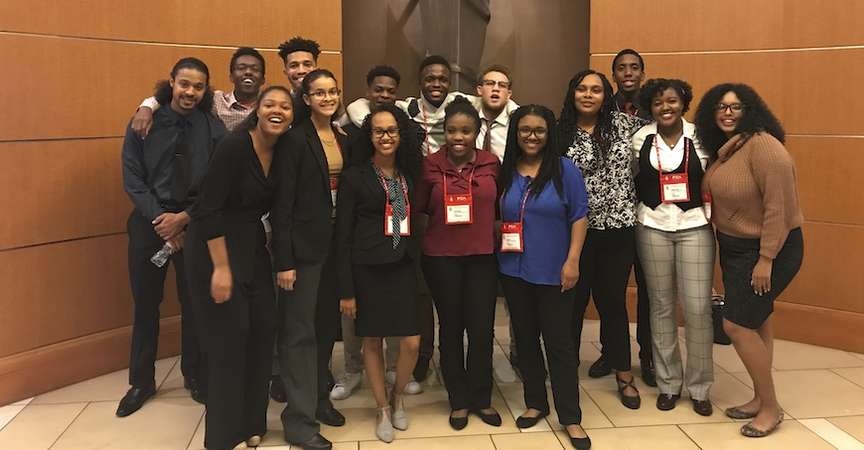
[702,132,803,259]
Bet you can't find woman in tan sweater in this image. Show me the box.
[695,84,803,438]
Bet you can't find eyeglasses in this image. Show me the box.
[715,103,745,113]
[480,79,511,89]
[308,88,341,99]
[518,127,548,138]
[372,127,400,139]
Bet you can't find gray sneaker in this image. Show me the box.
[330,372,363,400]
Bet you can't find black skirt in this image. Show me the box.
[718,228,803,329]
[353,258,419,337]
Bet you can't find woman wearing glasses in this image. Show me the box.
[498,105,590,449]
[335,103,423,443]
[694,84,803,438]
[271,68,347,449]
[415,96,502,430]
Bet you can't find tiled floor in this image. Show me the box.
[3,305,864,450]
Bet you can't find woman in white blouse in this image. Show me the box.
[631,78,715,417]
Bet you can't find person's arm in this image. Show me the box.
[346,98,372,127]
[560,159,590,291]
[335,171,360,319]
[271,134,300,290]
[121,122,164,221]
[131,97,160,138]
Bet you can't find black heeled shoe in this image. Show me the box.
[449,409,469,430]
[471,408,502,427]
[515,410,548,429]
[615,374,641,410]
[566,424,591,449]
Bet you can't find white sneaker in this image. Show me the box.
[246,435,261,447]
[330,372,363,400]
[384,371,423,395]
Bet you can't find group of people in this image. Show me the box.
[119,37,804,450]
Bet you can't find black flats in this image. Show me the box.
[515,410,549,429]
[449,410,469,430]
[471,408,502,427]
[615,374,641,409]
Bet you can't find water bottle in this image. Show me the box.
[150,242,175,267]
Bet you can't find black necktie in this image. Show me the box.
[171,120,191,203]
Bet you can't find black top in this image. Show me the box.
[335,162,417,299]
[271,119,349,271]
[122,107,226,220]
[190,130,273,282]
[635,134,704,211]
[613,91,652,120]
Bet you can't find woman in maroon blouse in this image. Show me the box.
[415,96,502,430]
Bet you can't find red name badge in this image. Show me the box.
[500,222,524,253]
[384,204,411,236]
[445,194,473,224]
[329,176,339,206]
[659,172,690,203]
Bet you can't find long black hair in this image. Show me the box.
[352,103,422,181]
[235,85,294,132]
[154,57,214,112]
[499,104,564,199]
[558,69,615,158]
[694,83,785,157]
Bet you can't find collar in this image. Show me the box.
[480,105,510,127]
[224,90,256,110]
[717,133,747,161]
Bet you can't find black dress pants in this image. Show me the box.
[572,227,635,371]
[501,274,582,425]
[422,254,497,410]
[315,246,340,413]
[598,257,653,362]
[126,210,202,388]
[187,237,277,450]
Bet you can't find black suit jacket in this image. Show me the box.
[335,162,417,298]
[271,119,348,271]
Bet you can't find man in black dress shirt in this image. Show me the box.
[118,57,226,417]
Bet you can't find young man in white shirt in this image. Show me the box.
[474,65,516,161]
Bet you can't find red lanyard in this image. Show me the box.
[500,185,532,225]
[654,135,690,174]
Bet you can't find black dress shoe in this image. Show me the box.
[292,433,332,450]
[471,408,502,427]
[588,356,611,378]
[692,399,713,416]
[515,411,549,429]
[116,386,156,417]
[449,411,469,430]
[570,435,592,449]
[640,359,657,387]
[656,394,680,411]
[269,376,287,403]
[316,405,346,427]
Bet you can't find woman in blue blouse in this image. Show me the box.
[498,105,590,450]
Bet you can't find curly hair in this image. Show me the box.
[230,47,266,76]
[558,69,615,158]
[444,95,481,132]
[694,83,785,157]
[366,65,401,86]
[278,36,321,64]
[235,85,294,132]
[352,103,422,181]
[499,105,564,199]
[153,57,214,112]
[638,78,693,115]
[418,55,451,75]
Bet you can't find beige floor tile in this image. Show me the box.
[773,340,864,370]
[828,415,864,443]
[584,384,731,427]
[497,383,613,431]
[491,431,564,449]
[496,382,552,432]
[708,372,754,414]
[186,414,205,449]
[712,344,748,373]
[156,358,195,399]
[0,403,86,448]
[799,418,864,449]
[679,420,836,449]
[359,434,494,450]
[834,367,864,388]
[33,357,178,405]
[492,343,520,384]
[52,397,203,450]
[12,397,34,406]
[553,424,700,449]
[730,369,864,418]
[0,404,26,431]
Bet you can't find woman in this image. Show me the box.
[498,105,591,449]
[185,86,292,450]
[270,69,348,449]
[559,69,647,409]
[695,83,803,437]
[415,96,501,430]
[336,103,423,443]
[631,79,714,416]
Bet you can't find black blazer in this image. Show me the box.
[271,119,348,271]
[335,162,417,298]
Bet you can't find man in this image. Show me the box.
[474,64,515,162]
[278,36,320,124]
[118,57,226,417]
[131,47,266,136]
[588,48,657,387]
[332,65,424,401]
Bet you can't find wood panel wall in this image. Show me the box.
[589,0,864,352]
[0,0,342,404]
